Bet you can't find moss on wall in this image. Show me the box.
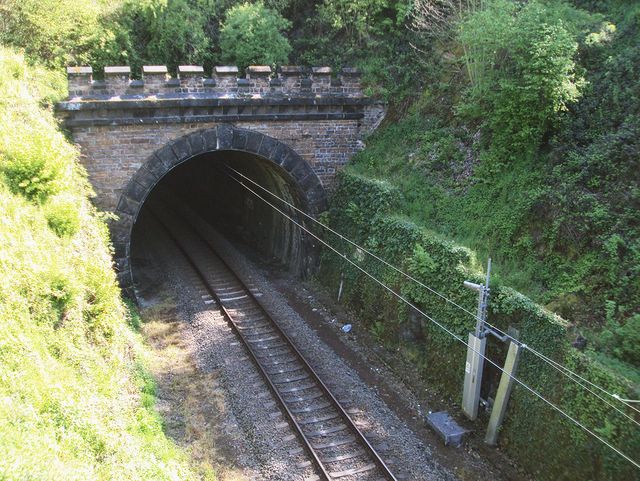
[319,170,639,481]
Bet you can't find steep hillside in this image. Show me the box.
[349,0,640,372]
[0,48,213,480]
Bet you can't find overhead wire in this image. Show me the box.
[222,168,640,471]
[223,164,640,419]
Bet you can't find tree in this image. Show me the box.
[0,0,118,68]
[457,0,586,162]
[219,2,291,68]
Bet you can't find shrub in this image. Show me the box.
[457,0,588,162]
[0,49,73,203]
[220,2,291,68]
[44,195,81,237]
[599,314,640,366]
[143,0,213,72]
[320,170,639,481]
[0,46,208,481]
[0,0,119,68]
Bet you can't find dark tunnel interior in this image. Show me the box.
[130,150,316,289]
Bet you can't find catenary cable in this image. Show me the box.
[222,170,640,471]
[223,164,640,418]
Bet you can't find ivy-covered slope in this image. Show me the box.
[0,48,212,480]
[319,171,638,481]
[348,0,640,372]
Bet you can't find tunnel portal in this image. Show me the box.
[55,64,386,294]
[116,125,327,295]
[130,147,317,293]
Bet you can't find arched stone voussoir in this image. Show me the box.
[116,195,140,218]
[154,142,179,170]
[170,130,207,162]
[243,130,264,154]
[144,154,167,181]
[231,128,250,150]
[216,123,234,149]
[110,212,134,246]
[257,135,279,159]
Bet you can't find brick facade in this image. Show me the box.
[56,64,386,292]
[68,119,366,212]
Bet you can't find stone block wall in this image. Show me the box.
[66,65,366,99]
[70,119,364,212]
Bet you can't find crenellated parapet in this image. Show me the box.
[66,65,363,99]
[58,64,385,133]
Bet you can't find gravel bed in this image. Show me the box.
[178,205,461,481]
[136,217,317,481]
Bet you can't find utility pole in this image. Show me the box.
[462,259,491,420]
[485,340,521,445]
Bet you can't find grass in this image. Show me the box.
[0,47,213,480]
[349,112,548,298]
[140,292,249,481]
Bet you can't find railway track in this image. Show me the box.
[149,204,398,481]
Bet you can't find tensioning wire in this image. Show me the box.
[223,169,640,471]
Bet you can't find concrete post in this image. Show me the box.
[485,341,521,445]
[142,65,168,93]
[279,66,305,91]
[246,66,271,94]
[340,68,362,97]
[462,333,487,420]
[178,65,204,92]
[311,67,332,95]
[214,66,239,91]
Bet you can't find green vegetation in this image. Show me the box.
[312,1,640,478]
[319,171,639,481]
[457,0,587,163]
[0,47,213,480]
[220,2,292,68]
[0,0,419,93]
[1,0,638,479]
[0,0,120,69]
[345,0,640,369]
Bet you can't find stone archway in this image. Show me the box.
[111,124,327,292]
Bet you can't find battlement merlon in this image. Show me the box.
[64,65,367,99]
[59,65,386,136]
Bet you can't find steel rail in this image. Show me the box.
[148,205,398,481]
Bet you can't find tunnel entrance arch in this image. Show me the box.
[113,124,327,294]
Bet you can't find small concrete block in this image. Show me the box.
[215,66,239,75]
[312,66,332,75]
[426,411,468,447]
[104,66,131,75]
[178,65,204,74]
[142,65,168,74]
[67,66,92,75]
[247,65,271,76]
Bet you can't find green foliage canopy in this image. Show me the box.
[0,0,120,69]
[458,0,587,163]
[114,0,215,73]
[219,2,291,68]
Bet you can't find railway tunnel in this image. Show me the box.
[55,65,385,295]
[126,129,327,298]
